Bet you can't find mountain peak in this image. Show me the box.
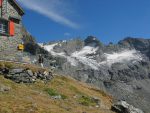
[84,36,103,47]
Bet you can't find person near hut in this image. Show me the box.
[38,54,44,68]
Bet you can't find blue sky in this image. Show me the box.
[17,0,150,44]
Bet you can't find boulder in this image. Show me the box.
[10,69,24,74]
[4,74,13,79]
[0,84,11,92]
[52,95,62,99]
[111,101,144,113]
[27,70,33,76]
[92,97,101,107]
[2,68,10,74]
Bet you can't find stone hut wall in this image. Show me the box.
[0,0,24,61]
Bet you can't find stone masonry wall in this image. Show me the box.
[0,0,24,61]
[7,0,22,20]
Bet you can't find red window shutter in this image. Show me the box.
[9,21,15,36]
[0,0,3,7]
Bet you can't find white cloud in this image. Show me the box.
[17,0,79,29]
[64,32,71,36]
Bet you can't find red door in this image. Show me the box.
[9,21,15,36]
[0,0,3,7]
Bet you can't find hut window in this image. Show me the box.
[0,20,9,35]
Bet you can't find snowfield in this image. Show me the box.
[100,49,143,66]
[39,43,143,70]
[70,46,99,69]
[72,46,98,57]
[43,43,65,56]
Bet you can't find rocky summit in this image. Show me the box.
[37,36,150,113]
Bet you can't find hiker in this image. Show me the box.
[38,54,44,68]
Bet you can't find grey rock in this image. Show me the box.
[111,101,144,113]
[0,66,53,83]
[10,69,24,74]
[34,72,38,77]
[32,76,37,79]
[84,36,103,47]
[52,95,62,99]
[4,74,13,79]
[0,84,11,92]
[92,97,101,107]
[37,73,45,80]
[27,70,33,76]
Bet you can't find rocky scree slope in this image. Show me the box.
[39,36,150,113]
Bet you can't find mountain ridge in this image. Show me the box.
[0,35,149,112]
[38,36,150,113]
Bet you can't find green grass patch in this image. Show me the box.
[4,63,14,69]
[0,62,13,69]
[44,88,67,99]
[45,88,58,96]
[78,95,97,106]
[0,62,5,68]
[69,85,82,94]
[59,76,69,82]
[61,94,67,99]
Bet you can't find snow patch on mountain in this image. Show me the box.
[72,56,99,70]
[43,43,65,56]
[70,46,99,69]
[66,57,78,66]
[100,49,143,66]
[39,43,143,70]
[72,46,98,57]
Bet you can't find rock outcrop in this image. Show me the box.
[38,37,150,112]
[0,67,53,83]
[111,101,144,113]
